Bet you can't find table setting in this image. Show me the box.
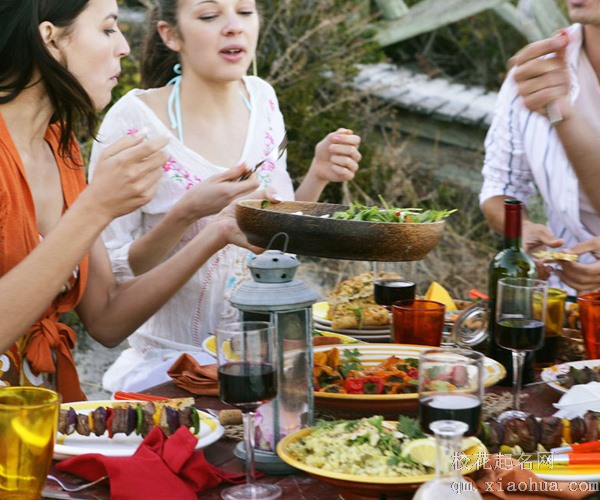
[1,197,598,500]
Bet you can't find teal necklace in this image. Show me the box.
[167,64,252,145]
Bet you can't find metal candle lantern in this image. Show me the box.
[230,236,317,468]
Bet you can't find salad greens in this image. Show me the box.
[331,196,456,223]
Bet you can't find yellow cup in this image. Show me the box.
[534,288,567,368]
[0,387,60,499]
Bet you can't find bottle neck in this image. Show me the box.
[503,202,523,250]
[434,428,465,481]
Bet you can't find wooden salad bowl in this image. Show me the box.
[235,200,445,262]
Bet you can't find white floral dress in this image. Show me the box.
[88,76,294,392]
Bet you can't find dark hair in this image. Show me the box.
[140,2,180,89]
[0,0,97,157]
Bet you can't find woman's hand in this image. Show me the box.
[310,128,362,183]
[174,163,260,223]
[86,132,170,221]
[207,188,281,252]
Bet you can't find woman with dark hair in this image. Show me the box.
[0,0,264,402]
[89,0,362,393]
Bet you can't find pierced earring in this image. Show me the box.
[173,63,182,75]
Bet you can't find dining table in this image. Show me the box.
[42,377,567,500]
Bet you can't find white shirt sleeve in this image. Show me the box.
[480,70,536,207]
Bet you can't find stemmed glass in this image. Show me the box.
[495,277,547,420]
[215,322,281,500]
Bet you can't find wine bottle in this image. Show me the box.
[487,200,536,386]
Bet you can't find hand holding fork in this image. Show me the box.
[238,132,288,181]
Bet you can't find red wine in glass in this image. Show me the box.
[374,279,416,307]
[419,393,482,437]
[496,318,544,351]
[218,362,277,411]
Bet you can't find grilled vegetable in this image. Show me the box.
[480,411,600,453]
[57,399,203,438]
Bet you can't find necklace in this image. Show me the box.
[167,74,252,146]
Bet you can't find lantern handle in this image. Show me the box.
[267,232,290,253]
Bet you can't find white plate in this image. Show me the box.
[314,323,391,336]
[540,359,600,393]
[350,335,392,343]
[54,400,224,460]
[313,302,391,331]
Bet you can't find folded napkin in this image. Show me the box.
[56,426,246,500]
[553,381,600,419]
[468,454,588,499]
[167,353,219,396]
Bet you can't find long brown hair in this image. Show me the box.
[140,1,180,89]
[0,0,98,159]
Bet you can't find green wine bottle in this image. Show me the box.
[488,199,536,386]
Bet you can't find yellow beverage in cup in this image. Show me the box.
[534,288,567,368]
[0,387,60,499]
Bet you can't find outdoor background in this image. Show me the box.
[72,0,567,398]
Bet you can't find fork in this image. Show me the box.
[47,474,109,492]
[239,131,288,181]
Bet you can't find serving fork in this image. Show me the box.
[239,131,288,181]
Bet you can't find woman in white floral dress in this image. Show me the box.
[89,0,362,392]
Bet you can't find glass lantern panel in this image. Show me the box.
[277,309,311,443]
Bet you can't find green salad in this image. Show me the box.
[331,197,456,223]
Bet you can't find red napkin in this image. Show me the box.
[167,353,220,396]
[467,454,589,499]
[55,426,246,500]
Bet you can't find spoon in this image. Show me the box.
[46,474,108,492]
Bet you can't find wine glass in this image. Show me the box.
[412,420,482,499]
[215,321,281,500]
[418,348,484,437]
[495,277,547,420]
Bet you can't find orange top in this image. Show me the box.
[0,114,89,403]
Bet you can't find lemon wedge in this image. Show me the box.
[424,281,457,311]
[461,436,482,452]
[11,418,52,449]
[402,436,483,467]
[402,438,438,467]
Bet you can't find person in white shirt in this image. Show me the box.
[88,0,362,392]
[480,0,600,293]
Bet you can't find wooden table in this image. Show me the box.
[43,381,562,500]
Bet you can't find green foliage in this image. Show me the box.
[384,4,528,90]
[255,0,388,202]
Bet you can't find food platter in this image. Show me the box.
[201,331,363,357]
[276,424,486,497]
[312,302,392,341]
[313,302,390,331]
[313,344,506,414]
[540,359,600,393]
[235,200,445,261]
[54,400,224,460]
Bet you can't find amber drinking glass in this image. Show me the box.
[392,299,445,346]
[578,292,600,360]
[0,387,60,499]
